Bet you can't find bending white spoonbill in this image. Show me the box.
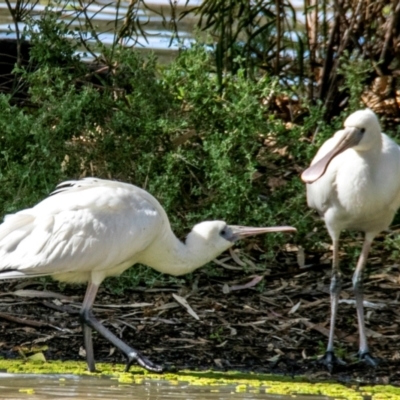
[0,178,296,372]
[301,109,400,370]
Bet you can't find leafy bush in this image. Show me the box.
[2,10,385,288]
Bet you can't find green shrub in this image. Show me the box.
[3,10,383,288]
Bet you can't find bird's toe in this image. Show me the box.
[359,351,379,367]
[125,351,163,373]
[319,351,346,372]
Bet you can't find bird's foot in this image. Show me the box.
[319,351,346,372]
[125,350,163,373]
[87,362,97,373]
[358,351,379,367]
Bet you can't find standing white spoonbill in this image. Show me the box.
[301,109,400,370]
[0,178,296,372]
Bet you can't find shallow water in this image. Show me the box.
[0,0,306,63]
[0,0,196,63]
[0,373,332,400]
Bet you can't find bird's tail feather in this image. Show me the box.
[0,270,48,280]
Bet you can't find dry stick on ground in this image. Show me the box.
[0,311,49,328]
[41,301,80,315]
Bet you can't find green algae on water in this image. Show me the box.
[0,359,399,399]
[18,388,35,394]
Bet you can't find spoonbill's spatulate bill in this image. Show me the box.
[0,178,296,372]
[302,109,400,370]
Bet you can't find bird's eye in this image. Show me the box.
[221,229,226,236]
[360,128,366,134]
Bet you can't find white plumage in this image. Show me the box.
[302,109,400,370]
[0,177,295,372]
[0,179,165,283]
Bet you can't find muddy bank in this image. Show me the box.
[0,247,399,386]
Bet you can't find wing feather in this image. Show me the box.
[0,179,166,279]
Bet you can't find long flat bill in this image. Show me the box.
[229,226,296,240]
[301,127,363,184]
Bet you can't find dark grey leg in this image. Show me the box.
[80,282,163,373]
[320,239,346,371]
[352,239,378,367]
[81,282,98,372]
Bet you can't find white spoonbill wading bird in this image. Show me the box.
[301,109,400,370]
[0,178,296,372]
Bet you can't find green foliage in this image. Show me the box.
[27,10,81,68]
[181,0,298,86]
[209,326,224,342]
[160,45,276,224]
[2,9,383,288]
[338,53,373,113]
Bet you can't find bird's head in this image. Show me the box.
[343,109,381,151]
[301,109,382,184]
[186,220,296,261]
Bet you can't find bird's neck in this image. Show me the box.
[137,231,216,276]
[361,135,383,157]
[358,141,382,166]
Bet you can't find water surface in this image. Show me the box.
[0,0,197,63]
[0,0,307,63]
[0,373,333,400]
